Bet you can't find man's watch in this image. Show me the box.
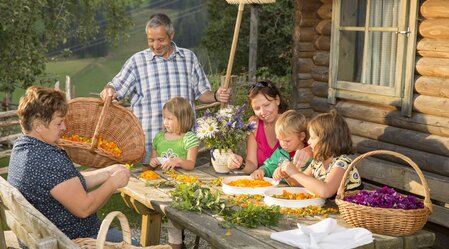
[238,163,246,170]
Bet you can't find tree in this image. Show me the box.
[0,0,142,110]
[201,0,293,77]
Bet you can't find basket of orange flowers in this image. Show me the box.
[58,96,145,168]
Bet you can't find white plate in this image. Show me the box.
[157,157,167,164]
[264,187,325,208]
[222,175,279,195]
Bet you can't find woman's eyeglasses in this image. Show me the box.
[248,81,270,94]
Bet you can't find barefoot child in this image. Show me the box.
[251,110,312,180]
[149,96,199,171]
[277,109,362,198]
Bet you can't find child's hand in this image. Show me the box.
[149,158,160,168]
[273,167,287,182]
[280,160,300,177]
[292,146,313,169]
[161,157,181,171]
[250,168,265,179]
[227,153,243,170]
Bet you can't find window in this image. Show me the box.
[328,0,419,116]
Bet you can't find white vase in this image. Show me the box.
[211,149,232,174]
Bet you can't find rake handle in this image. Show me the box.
[222,2,245,109]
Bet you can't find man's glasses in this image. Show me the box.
[248,81,270,94]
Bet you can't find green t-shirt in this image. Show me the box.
[261,147,312,178]
[152,131,199,159]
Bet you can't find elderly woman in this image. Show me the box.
[7,86,131,244]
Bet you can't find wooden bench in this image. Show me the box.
[0,176,79,249]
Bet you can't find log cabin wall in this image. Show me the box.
[293,0,449,241]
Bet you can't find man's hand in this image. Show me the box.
[100,85,117,101]
[216,87,231,103]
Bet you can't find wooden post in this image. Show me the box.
[65,75,72,100]
[248,5,259,82]
[0,199,7,249]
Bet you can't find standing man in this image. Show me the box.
[100,13,231,164]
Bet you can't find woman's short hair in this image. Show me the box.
[247,80,288,113]
[275,110,308,140]
[146,13,174,37]
[163,97,194,134]
[308,109,353,161]
[17,86,68,133]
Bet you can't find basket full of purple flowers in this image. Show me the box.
[335,150,432,236]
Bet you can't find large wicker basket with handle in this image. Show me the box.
[335,150,432,236]
[73,211,170,249]
[58,96,145,168]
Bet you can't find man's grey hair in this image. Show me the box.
[145,13,174,36]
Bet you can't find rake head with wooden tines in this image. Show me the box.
[221,0,276,108]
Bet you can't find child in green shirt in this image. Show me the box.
[250,110,312,180]
[149,96,199,171]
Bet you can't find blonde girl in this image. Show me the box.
[277,109,362,198]
[149,97,199,171]
[251,110,312,179]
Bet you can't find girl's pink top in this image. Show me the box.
[255,119,280,167]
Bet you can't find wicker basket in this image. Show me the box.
[58,96,145,168]
[73,211,170,249]
[335,150,432,236]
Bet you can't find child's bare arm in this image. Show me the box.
[160,146,198,171]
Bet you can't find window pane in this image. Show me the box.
[369,0,400,28]
[341,0,367,27]
[366,31,398,87]
[337,31,364,82]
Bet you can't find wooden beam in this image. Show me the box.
[421,0,449,18]
[414,94,449,118]
[415,76,449,98]
[315,19,332,36]
[317,3,332,19]
[419,19,449,39]
[416,57,449,78]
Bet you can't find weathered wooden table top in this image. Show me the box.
[118,163,435,249]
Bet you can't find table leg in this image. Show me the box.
[140,210,162,246]
[120,193,162,246]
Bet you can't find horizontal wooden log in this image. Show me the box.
[315,19,332,36]
[320,0,332,4]
[0,120,19,128]
[310,66,329,82]
[417,38,449,52]
[295,103,311,109]
[354,154,449,204]
[421,0,449,19]
[297,51,316,58]
[311,96,331,113]
[299,27,316,42]
[297,73,312,80]
[298,42,316,52]
[313,51,330,66]
[419,19,449,39]
[336,99,449,137]
[0,150,12,160]
[417,50,449,59]
[415,76,449,98]
[297,58,314,73]
[346,117,449,157]
[0,110,17,119]
[352,135,449,177]
[297,108,314,118]
[301,0,322,11]
[317,3,332,20]
[416,57,449,78]
[414,94,449,118]
[300,12,319,27]
[297,79,314,88]
[311,81,328,97]
[296,88,314,103]
[0,134,20,144]
[314,35,330,50]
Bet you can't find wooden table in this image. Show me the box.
[118,163,435,249]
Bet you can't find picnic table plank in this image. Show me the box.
[119,163,435,249]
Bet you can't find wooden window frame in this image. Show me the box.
[328,0,419,116]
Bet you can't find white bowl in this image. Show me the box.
[264,187,325,208]
[222,175,279,195]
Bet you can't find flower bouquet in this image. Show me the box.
[196,105,256,173]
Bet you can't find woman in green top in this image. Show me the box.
[149,96,199,171]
